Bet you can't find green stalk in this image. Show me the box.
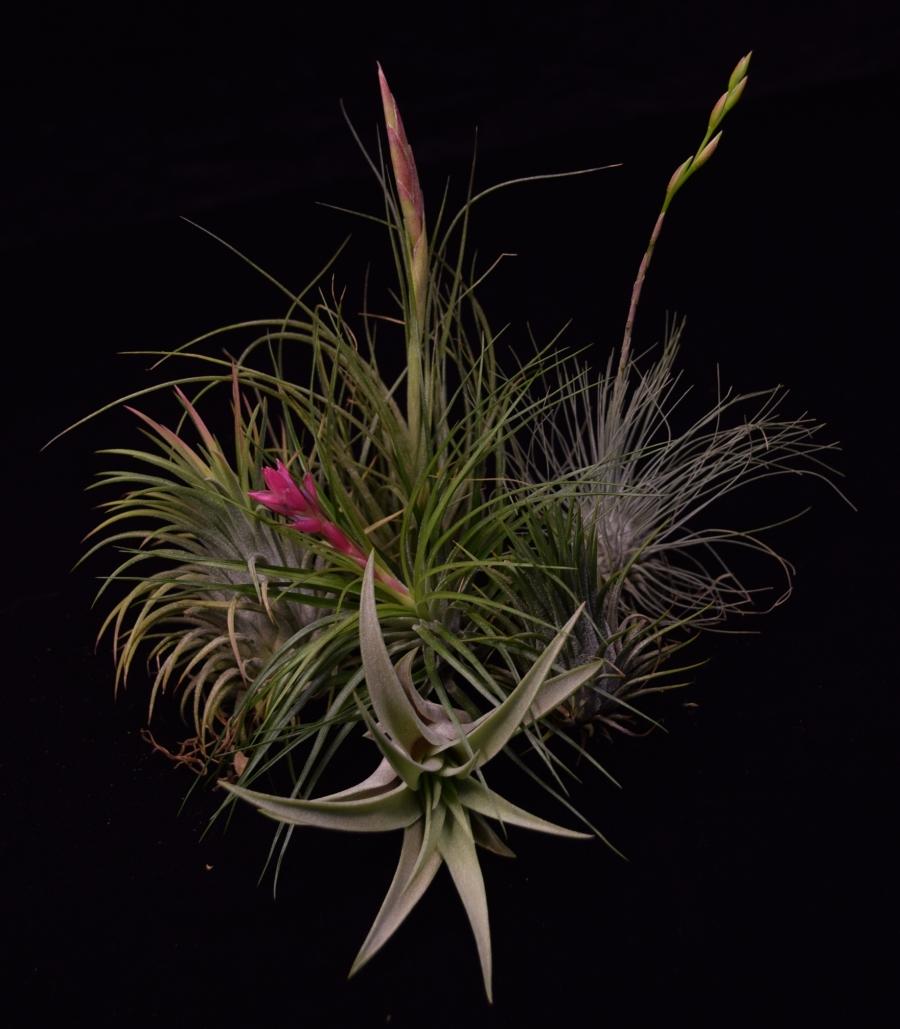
[615,51,752,393]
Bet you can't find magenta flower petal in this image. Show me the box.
[301,472,318,507]
[248,488,278,508]
[251,461,395,584]
[251,462,315,516]
[292,516,324,534]
[261,463,288,493]
[321,521,353,553]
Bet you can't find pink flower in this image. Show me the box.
[249,460,317,518]
[250,461,410,598]
[250,462,364,563]
[292,515,325,535]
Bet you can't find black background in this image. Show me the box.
[5,4,897,1026]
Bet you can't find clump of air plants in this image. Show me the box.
[60,52,840,1001]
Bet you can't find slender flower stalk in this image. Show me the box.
[616,51,752,392]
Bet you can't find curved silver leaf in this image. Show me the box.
[318,758,399,802]
[438,804,493,1003]
[357,701,442,790]
[396,648,474,730]
[359,554,445,749]
[456,778,592,839]
[349,820,442,978]
[526,659,604,724]
[221,779,420,833]
[471,814,516,858]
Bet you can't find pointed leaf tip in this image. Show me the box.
[349,821,442,978]
[457,779,593,840]
[528,659,604,725]
[438,812,493,1003]
[462,604,587,766]
[221,778,419,834]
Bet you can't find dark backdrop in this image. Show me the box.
[5,4,897,1026]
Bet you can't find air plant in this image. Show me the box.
[225,554,602,1002]
[62,52,840,1001]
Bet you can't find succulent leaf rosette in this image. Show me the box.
[64,52,840,1001]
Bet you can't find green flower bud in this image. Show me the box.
[724,75,748,114]
[693,130,723,171]
[728,51,752,92]
[708,91,729,132]
[666,156,694,196]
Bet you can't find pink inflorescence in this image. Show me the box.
[249,461,408,594]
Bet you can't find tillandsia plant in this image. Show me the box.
[60,52,841,1001]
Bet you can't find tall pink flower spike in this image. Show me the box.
[250,462,409,596]
[377,63,427,326]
